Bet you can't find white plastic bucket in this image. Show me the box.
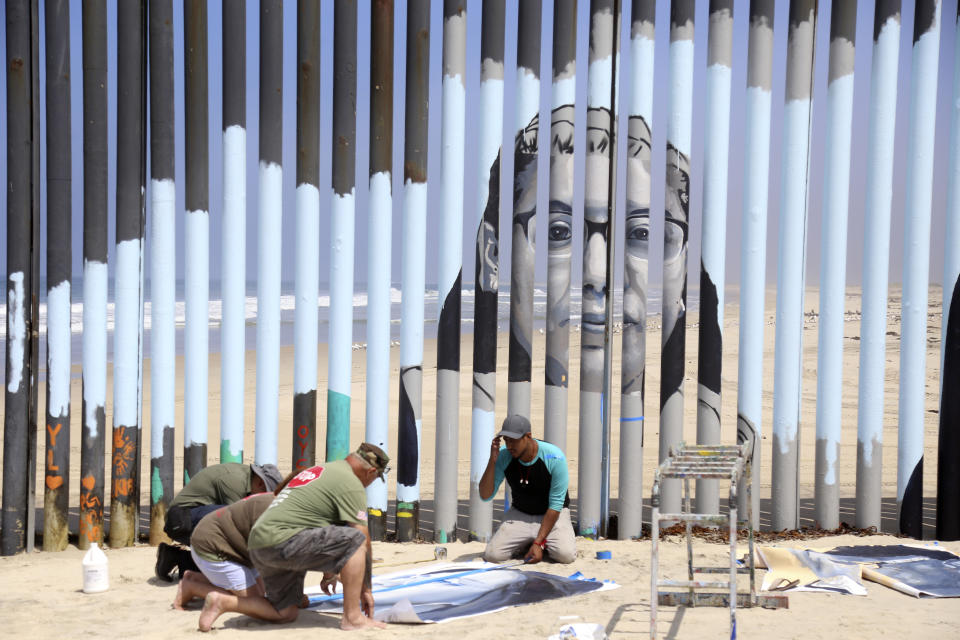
[82,542,109,593]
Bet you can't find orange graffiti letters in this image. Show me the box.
[47,422,62,446]
[113,477,134,497]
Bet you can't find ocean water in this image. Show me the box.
[2,281,700,368]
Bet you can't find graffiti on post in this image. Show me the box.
[294,424,311,471]
[45,422,63,490]
[79,474,102,544]
[112,425,137,498]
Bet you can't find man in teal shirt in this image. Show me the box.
[197,443,389,632]
[479,415,576,564]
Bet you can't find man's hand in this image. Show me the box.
[524,541,544,564]
[490,436,501,460]
[320,572,339,595]
[361,587,376,618]
[479,438,502,501]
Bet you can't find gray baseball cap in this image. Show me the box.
[496,414,532,439]
[251,463,283,492]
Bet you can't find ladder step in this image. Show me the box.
[696,567,752,574]
[660,471,741,479]
[655,513,731,525]
[658,579,732,589]
[657,591,789,609]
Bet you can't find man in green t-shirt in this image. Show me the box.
[198,443,390,632]
[157,463,283,582]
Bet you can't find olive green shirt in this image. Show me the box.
[171,463,252,509]
[248,461,367,550]
[191,493,275,565]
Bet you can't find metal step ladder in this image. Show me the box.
[650,443,785,639]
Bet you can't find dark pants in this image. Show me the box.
[164,503,224,546]
[159,504,224,579]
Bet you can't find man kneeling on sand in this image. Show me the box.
[479,415,576,564]
[198,443,390,632]
[172,472,293,610]
[157,462,283,581]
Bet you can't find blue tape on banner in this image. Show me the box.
[619,416,645,422]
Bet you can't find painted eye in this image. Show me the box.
[549,207,573,249]
[625,211,650,252]
[549,221,572,242]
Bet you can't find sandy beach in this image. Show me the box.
[0,285,953,638]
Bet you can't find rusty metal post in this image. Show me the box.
[42,0,72,552]
[220,0,246,464]
[365,0,394,540]
[2,0,41,556]
[293,0,321,473]
[79,0,108,551]
[184,0,210,483]
[110,0,147,547]
[149,0,177,545]
[396,0,431,542]
[255,0,283,465]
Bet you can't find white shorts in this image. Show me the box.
[190,548,259,592]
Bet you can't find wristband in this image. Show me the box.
[535,539,547,550]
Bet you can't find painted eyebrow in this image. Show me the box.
[549,200,573,214]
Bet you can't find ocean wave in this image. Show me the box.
[0,285,675,338]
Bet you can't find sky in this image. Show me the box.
[0,0,955,299]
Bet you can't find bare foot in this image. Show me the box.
[340,614,386,631]
[198,592,225,632]
[171,580,187,610]
[172,570,199,610]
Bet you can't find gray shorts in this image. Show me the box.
[482,507,577,564]
[250,525,366,611]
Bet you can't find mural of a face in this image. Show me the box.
[622,115,652,396]
[545,104,575,389]
[581,106,613,391]
[662,142,690,337]
[510,111,539,378]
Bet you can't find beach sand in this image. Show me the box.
[2,532,959,639]
[0,285,954,638]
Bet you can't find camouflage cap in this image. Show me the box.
[356,442,391,479]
